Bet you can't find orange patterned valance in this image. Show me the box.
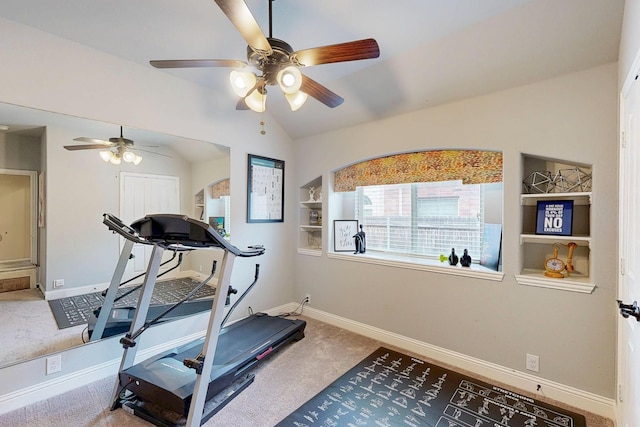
[333,150,502,192]
[209,178,230,199]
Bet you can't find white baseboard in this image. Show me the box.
[42,269,214,300]
[0,330,205,415]
[296,304,616,421]
[0,301,616,421]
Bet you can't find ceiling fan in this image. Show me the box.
[64,126,168,165]
[149,0,380,112]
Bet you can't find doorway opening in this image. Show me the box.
[0,169,38,292]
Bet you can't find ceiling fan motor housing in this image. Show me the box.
[247,38,295,86]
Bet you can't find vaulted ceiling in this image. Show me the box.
[0,0,625,140]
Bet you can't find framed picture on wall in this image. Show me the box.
[535,200,573,236]
[334,220,358,252]
[247,154,285,223]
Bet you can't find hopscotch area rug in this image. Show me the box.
[276,347,585,427]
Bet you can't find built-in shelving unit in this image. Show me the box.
[516,155,594,293]
[298,177,323,255]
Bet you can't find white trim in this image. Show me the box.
[0,302,615,420]
[0,168,39,269]
[327,252,504,282]
[43,270,214,300]
[0,330,205,415]
[297,304,615,420]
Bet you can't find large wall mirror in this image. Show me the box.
[0,102,230,369]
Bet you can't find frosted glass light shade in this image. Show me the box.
[245,89,266,113]
[285,91,308,111]
[230,71,257,97]
[109,154,122,165]
[122,151,136,163]
[99,150,114,162]
[277,66,302,94]
[132,155,143,166]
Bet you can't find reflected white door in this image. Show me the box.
[120,172,180,278]
[619,67,640,427]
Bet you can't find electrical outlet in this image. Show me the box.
[305,293,311,304]
[46,354,62,375]
[526,353,539,372]
[53,279,64,288]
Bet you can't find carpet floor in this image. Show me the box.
[0,316,613,427]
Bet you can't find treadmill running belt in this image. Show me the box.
[119,313,306,417]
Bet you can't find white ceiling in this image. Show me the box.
[0,0,625,140]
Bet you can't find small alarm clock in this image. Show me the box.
[544,243,565,278]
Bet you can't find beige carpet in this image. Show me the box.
[0,288,86,367]
[0,316,614,426]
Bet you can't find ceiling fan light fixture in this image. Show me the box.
[99,150,114,162]
[122,151,137,163]
[277,66,302,94]
[285,90,308,111]
[245,88,267,113]
[230,70,257,97]
[132,154,143,166]
[109,154,122,165]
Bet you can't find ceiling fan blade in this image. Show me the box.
[73,137,112,145]
[292,38,380,67]
[300,74,344,108]
[150,59,247,69]
[236,98,250,110]
[214,0,272,54]
[64,144,113,151]
[130,147,174,158]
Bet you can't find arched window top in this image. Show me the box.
[333,150,502,192]
[210,178,230,199]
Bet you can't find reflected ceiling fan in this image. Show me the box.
[64,126,169,165]
[150,0,380,113]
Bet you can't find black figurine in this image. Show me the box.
[448,248,458,266]
[353,224,366,254]
[460,249,472,267]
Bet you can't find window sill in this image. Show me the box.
[327,252,504,282]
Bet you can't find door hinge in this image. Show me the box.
[619,383,623,403]
[621,130,627,148]
[620,258,625,275]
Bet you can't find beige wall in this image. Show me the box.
[293,63,618,398]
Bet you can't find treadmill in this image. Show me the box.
[105,213,306,427]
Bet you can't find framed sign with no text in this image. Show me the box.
[535,200,573,236]
[247,154,285,223]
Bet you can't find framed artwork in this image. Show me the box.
[334,220,358,252]
[247,154,285,223]
[535,200,573,236]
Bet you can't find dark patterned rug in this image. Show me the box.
[277,347,585,427]
[47,277,214,329]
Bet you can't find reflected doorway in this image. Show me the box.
[0,169,38,292]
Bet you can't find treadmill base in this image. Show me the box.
[122,373,255,427]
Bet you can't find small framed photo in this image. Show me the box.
[535,200,573,236]
[334,220,358,252]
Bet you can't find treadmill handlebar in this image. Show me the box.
[103,213,148,245]
[130,214,265,257]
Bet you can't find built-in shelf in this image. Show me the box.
[298,177,323,254]
[518,156,593,293]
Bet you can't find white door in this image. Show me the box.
[120,172,180,278]
[618,66,640,427]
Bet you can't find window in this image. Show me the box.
[354,180,492,262]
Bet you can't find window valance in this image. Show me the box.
[333,150,503,192]
[210,178,230,199]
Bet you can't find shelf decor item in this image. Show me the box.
[535,200,573,236]
[334,220,358,252]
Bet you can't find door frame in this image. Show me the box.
[617,50,640,427]
[0,168,38,266]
